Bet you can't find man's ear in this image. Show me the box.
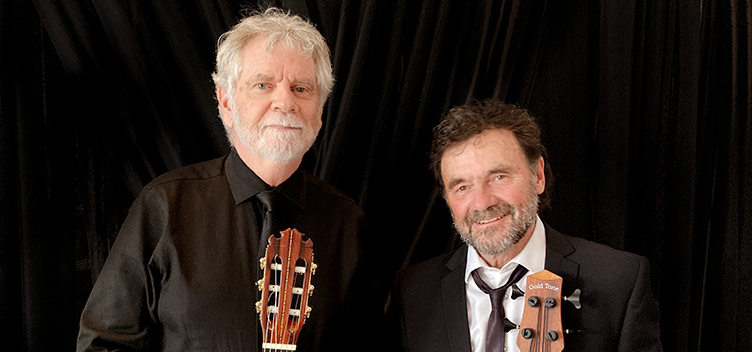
[535,157,546,195]
[217,86,233,128]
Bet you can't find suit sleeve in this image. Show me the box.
[617,256,663,351]
[76,190,163,351]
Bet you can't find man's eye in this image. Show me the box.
[256,83,268,89]
[294,86,308,93]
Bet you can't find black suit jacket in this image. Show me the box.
[389,224,662,352]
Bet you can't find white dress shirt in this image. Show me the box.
[465,215,547,352]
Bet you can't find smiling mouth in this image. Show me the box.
[475,216,502,225]
[465,204,514,228]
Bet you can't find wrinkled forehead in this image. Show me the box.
[440,128,529,172]
[242,36,316,79]
[241,36,315,69]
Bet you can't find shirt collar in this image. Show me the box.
[464,215,547,284]
[225,149,306,209]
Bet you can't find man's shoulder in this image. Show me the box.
[548,226,644,264]
[397,247,465,286]
[144,155,228,191]
[300,170,361,209]
[546,225,649,291]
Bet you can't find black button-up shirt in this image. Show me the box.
[78,151,377,351]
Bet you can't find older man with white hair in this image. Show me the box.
[77,8,380,352]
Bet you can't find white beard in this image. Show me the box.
[233,109,321,163]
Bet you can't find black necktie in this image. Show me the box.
[255,190,282,262]
[471,264,529,352]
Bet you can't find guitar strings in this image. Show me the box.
[265,255,282,352]
[543,303,550,352]
[287,267,299,348]
[265,246,304,351]
[534,297,543,352]
[261,233,314,352]
[281,235,294,350]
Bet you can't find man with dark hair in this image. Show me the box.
[77,8,381,352]
[390,99,662,351]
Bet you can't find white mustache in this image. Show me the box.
[260,113,305,129]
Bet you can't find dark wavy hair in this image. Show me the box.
[429,99,554,212]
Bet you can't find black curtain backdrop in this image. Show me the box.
[1,0,750,351]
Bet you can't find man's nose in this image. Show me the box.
[271,86,299,113]
[470,185,500,211]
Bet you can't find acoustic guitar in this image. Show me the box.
[256,228,316,352]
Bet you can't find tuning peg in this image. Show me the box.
[564,288,581,309]
[255,301,262,313]
[305,306,312,318]
[520,328,534,339]
[308,284,315,296]
[311,263,318,275]
[259,258,265,270]
[544,297,557,308]
[257,279,264,291]
[511,284,524,300]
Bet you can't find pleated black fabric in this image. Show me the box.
[1,1,750,351]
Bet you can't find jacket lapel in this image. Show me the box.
[441,246,473,352]
[543,223,584,341]
[544,224,580,293]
